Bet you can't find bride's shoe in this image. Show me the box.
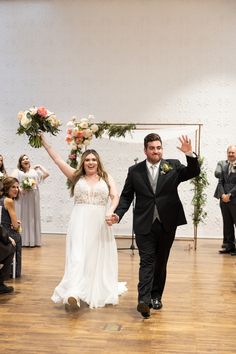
[67,296,80,311]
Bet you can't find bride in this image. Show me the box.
[40,133,127,309]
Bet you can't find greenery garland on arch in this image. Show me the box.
[190,156,209,249]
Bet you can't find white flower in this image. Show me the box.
[83,128,93,138]
[47,115,60,127]
[83,139,90,146]
[79,120,88,129]
[90,124,98,133]
[80,118,88,123]
[0,172,4,179]
[67,120,74,128]
[17,111,25,121]
[29,107,37,115]
[21,115,32,128]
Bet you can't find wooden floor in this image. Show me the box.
[0,236,236,354]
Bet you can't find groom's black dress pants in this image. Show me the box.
[135,218,176,305]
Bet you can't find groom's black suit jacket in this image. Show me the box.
[115,156,200,235]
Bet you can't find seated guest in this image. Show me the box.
[0,230,15,294]
[0,177,22,278]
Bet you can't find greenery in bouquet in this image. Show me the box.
[21,177,36,190]
[65,115,136,169]
[17,106,61,148]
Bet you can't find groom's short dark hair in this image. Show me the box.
[144,133,162,149]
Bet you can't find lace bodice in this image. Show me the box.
[74,177,109,206]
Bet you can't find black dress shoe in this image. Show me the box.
[149,298,163,310]
[221,243,229,249]
[219,248,235,254]
[137,302,150,318]
[0,283,14,294]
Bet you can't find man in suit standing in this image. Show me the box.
[111,133,200,318]
[214,145,236,255]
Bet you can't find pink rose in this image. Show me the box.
[37,106,48,118]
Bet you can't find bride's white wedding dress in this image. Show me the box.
[51,177,127,308]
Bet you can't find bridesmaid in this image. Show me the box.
[12,155,49,247]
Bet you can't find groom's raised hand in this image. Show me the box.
[177,135,193,154]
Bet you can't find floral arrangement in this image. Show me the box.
[66,116,99,168]
[0,172,4,180]
[66,116,136,169]
[17,106,61,148]
[21,177,36,190]
[160,162,173,175]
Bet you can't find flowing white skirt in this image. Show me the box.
[51,204,127,308]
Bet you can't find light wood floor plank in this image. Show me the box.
[0,236,235,353]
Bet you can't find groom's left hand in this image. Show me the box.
[177,135,193,154]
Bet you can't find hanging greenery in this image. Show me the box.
[94,121,136,139]
[190,156,209,227]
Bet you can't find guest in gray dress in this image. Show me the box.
[12,155,49,247]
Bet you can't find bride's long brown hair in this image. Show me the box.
[70,149,110,197]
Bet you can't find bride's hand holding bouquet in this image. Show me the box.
[17,106,61,148]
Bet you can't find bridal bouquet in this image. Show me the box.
[0,172,4,180]
[65,115,99,168]
[17,106,61,148]
[21,177,36,190]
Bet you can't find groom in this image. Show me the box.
[112,133,200,318]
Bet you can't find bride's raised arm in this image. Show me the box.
[40,133,75,181]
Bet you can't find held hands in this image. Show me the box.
[221,194,231,203]
[177,135,192,154]
[105,213,119,226]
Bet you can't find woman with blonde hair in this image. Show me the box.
[40,133,127,310]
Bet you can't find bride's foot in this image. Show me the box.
[67,296,80,311]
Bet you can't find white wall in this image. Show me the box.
[1,0,236,238]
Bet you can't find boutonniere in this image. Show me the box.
[160,162,173,175]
